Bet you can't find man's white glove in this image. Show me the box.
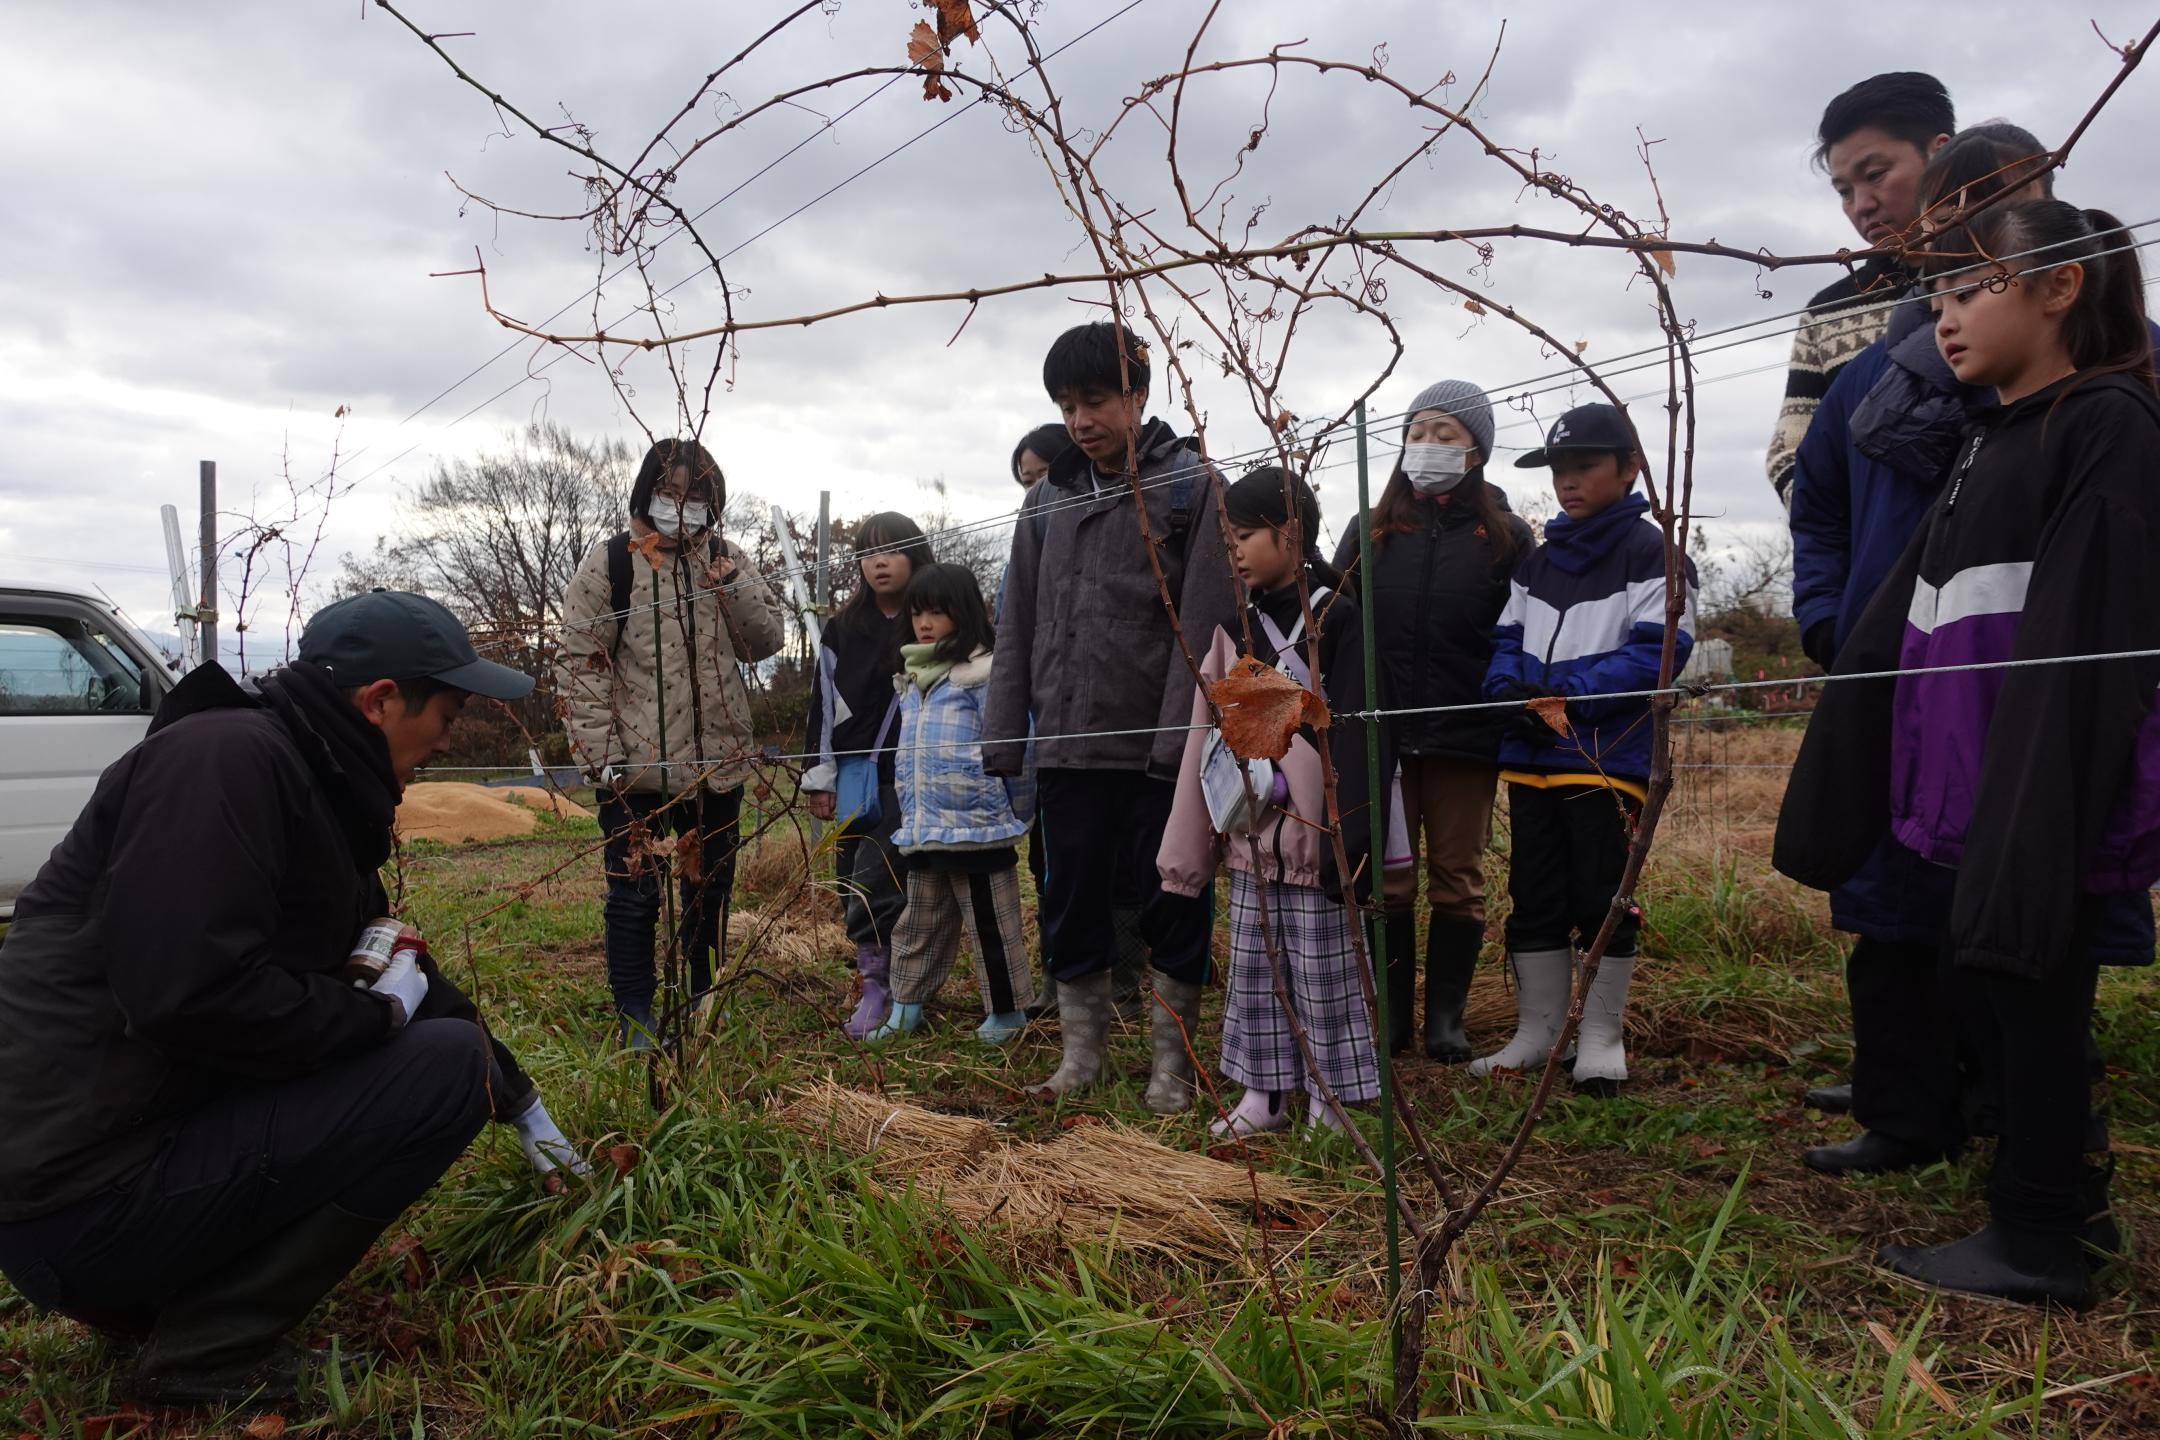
[370,949,430,1029]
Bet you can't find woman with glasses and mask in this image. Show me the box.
[556,437,788,1048]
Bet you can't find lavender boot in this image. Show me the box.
[844,943,893,1039]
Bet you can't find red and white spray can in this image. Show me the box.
[344,917,423,987]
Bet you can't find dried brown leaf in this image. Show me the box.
[1209,657,1330,762]
[1462,297,1487,316]
[381,1232,433,1290]
[1867,1321,1962,1414]
[1528,694,1571,736]
[906,20,944,71]
[931,0,979,44]
[1650,246,1677,278]
[622,818,661,877]
[629,531,670,571]
[244,1416,289,1440]
[608,1143,641,1175]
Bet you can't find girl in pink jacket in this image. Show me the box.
[1159,467,1381,1137]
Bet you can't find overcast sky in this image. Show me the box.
[4,1,2155,659]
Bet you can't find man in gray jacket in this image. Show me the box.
[984,321,1235,1104]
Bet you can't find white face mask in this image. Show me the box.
[1403,442,1473,494]
[648,496,711,535]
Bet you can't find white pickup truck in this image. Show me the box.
[0,582,181,919]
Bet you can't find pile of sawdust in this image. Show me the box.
[398,782,590,845]
[778,1080,1328,1261]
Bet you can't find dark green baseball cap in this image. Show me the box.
[298,590,534,701]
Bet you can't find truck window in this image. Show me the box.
[0,615,153,716]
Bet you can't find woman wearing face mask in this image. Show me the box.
[1333,380,1531,1062]
[556,436,788,1048]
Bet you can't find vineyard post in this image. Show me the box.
[198,460,218,667]
[1353,398,1403,1369]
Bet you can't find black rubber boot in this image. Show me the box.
[1803,1130,1956,1176]
[2080,1157,2120,1268]
[618,1001,658,1053]
[1803,1081,1853,1114]
[1378,911,1416,1057]
[131,1203,388,1407]
[1879,1222,2095,1310]
[1422,915,1481,1064]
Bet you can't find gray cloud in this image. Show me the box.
[4,0,2155,635]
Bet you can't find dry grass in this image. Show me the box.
[1657,718,1820,917]
[778,1078,1330,1264]
[729,903,849,974]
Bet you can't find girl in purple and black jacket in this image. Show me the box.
[1777,200,2160,1311]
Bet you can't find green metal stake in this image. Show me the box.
[650,565,679,1074]
[1354,399,1403,1364]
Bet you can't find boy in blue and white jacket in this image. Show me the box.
[1475,404,1697,1095]
[869,564,1038,1047]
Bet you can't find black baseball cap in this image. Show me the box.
[1514,403,1637,468]
[298,590,534,701]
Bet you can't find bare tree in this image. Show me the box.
[1694,526,1795,621]
[336,422,632,755]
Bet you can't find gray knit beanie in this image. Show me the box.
[1402,379,1495,460]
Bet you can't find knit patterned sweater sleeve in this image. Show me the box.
[1766,266,1900,510]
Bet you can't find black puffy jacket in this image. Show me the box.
[1333,475,1530,764]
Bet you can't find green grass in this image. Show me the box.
[4,821,2155,1437]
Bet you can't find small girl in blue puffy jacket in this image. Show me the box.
[869,563,1038,1044]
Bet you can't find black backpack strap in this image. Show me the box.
[1167,467,1194,539]
[606,530,633,654]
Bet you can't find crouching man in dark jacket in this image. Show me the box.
[0,590,572,1407]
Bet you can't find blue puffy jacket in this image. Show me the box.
[892,648,1033,854]
[1484,494,1697,789]
[1790,346,1940,653]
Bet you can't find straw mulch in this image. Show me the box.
[730,905,850,973]
[778,1079,1331,1262]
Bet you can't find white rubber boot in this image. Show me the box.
[1467,948,1574,1076]
[1570,955,1636,1096]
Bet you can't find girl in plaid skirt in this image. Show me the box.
[868,563,1038,1045]
[1159,467,1383,1136]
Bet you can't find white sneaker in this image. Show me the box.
[1209,1088,1291,1138]
[1306,1093,1352,1134]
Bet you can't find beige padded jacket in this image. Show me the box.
[554,535,788,796]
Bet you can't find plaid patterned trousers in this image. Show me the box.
[887,864,1037,1015]
[1220,869,1378,1102]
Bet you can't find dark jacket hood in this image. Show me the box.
[153,660,399,871]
